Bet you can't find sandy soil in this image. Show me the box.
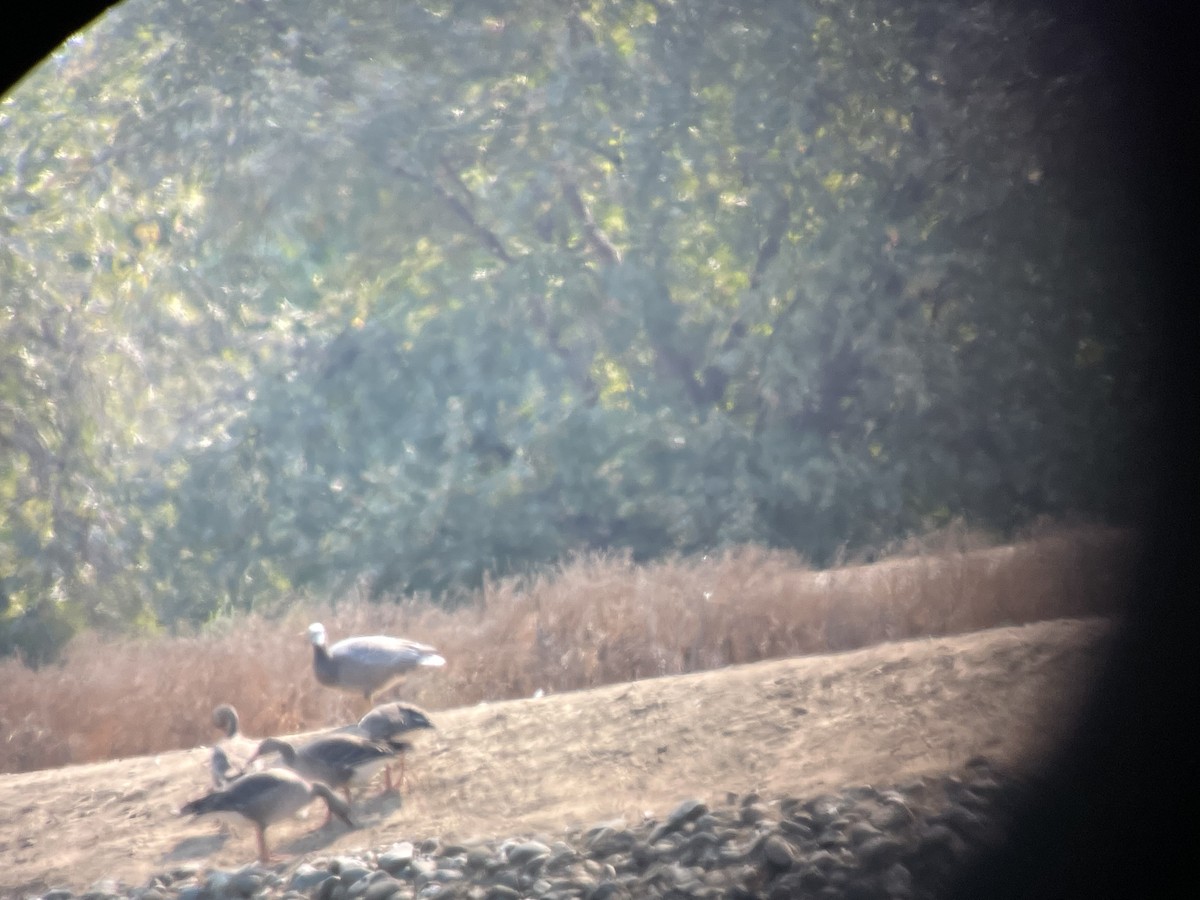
[0,617,1114,895]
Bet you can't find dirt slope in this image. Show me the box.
[0,617,1114,895]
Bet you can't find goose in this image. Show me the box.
[307,622,445,706]
[209,704,262,788]
[246,734,410,820]
[209,745,242,789]
[353,702,436,791]
[180,768,354,863]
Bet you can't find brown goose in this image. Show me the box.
[353,702,435,791]
[209,704,261,788]
[307,623,445,706]
[246,734,409,820]
[208,745,241,789]
[181,768,354,863]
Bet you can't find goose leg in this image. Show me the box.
[256,825,270,865]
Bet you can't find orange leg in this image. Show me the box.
[380,755,408,794]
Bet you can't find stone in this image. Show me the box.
[506,840,552,866]
[378,855,414,876]
[846,821,882,845]
[363,876,409,900]
[739,803,770,826]
[868,801,914,831]
[762,834,797,869]
[882,862,914,898]
[778,818,815,839]
[857,835,905,870]
[586,827,637,858]
[586,882,627,900]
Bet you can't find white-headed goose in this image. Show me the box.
[306,622,445,706]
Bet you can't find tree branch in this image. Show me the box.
[435,158,514,264]
[560,177,622,265]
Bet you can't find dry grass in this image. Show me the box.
[0,523,1137,775]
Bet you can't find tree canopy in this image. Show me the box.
[1,0,1154,663]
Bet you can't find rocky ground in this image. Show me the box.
[2,618,1113,899]
[63,757,1028,900]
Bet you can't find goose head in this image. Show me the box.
[212,704,241,738]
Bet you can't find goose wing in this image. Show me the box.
[357,702,435,740]
[330,635,444,667]
[183,769,311,825]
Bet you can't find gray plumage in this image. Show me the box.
[209,745,242,789]
[209,704,260,788]
[356,702,435,742]
[247,734,410,814]
[181,768,354,863]
[307,622,445,703]
[353,702,436,791]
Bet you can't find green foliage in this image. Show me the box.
[0,0,1153,654]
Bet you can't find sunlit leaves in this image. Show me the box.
[0,0,1149,655]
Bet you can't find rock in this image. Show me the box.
[882,862,914,898]
[681,829,719,865]
[329,857,373,887]
[81,880,122,900]
[629,840,656,867]
[586,827,637,858]
[762,834,797,869]
[648,798,708,842]
[379,843,416,875]
[857,835,905,870]
[316,875,347,900]
[506,840,552,866]
[797,865,829,890]
[225,865,267,897]
[918,823,970,864]
[845,785,878,801]
[465,847,494,871]
[931,805,988,840]
[362,876,409,900]
[846,821,882,845]
[808,849,840,872]
[738,803,770,825]
[586,882,627,900]
[669,797,709,824]
[778,817,815,839]
[44,759,1025,900]
[805,795,844,827]
[868,801,914,831]
[294,868,340,897]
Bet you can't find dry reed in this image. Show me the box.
[0,523,1137,774]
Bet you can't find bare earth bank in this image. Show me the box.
[0,617,1113,894]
